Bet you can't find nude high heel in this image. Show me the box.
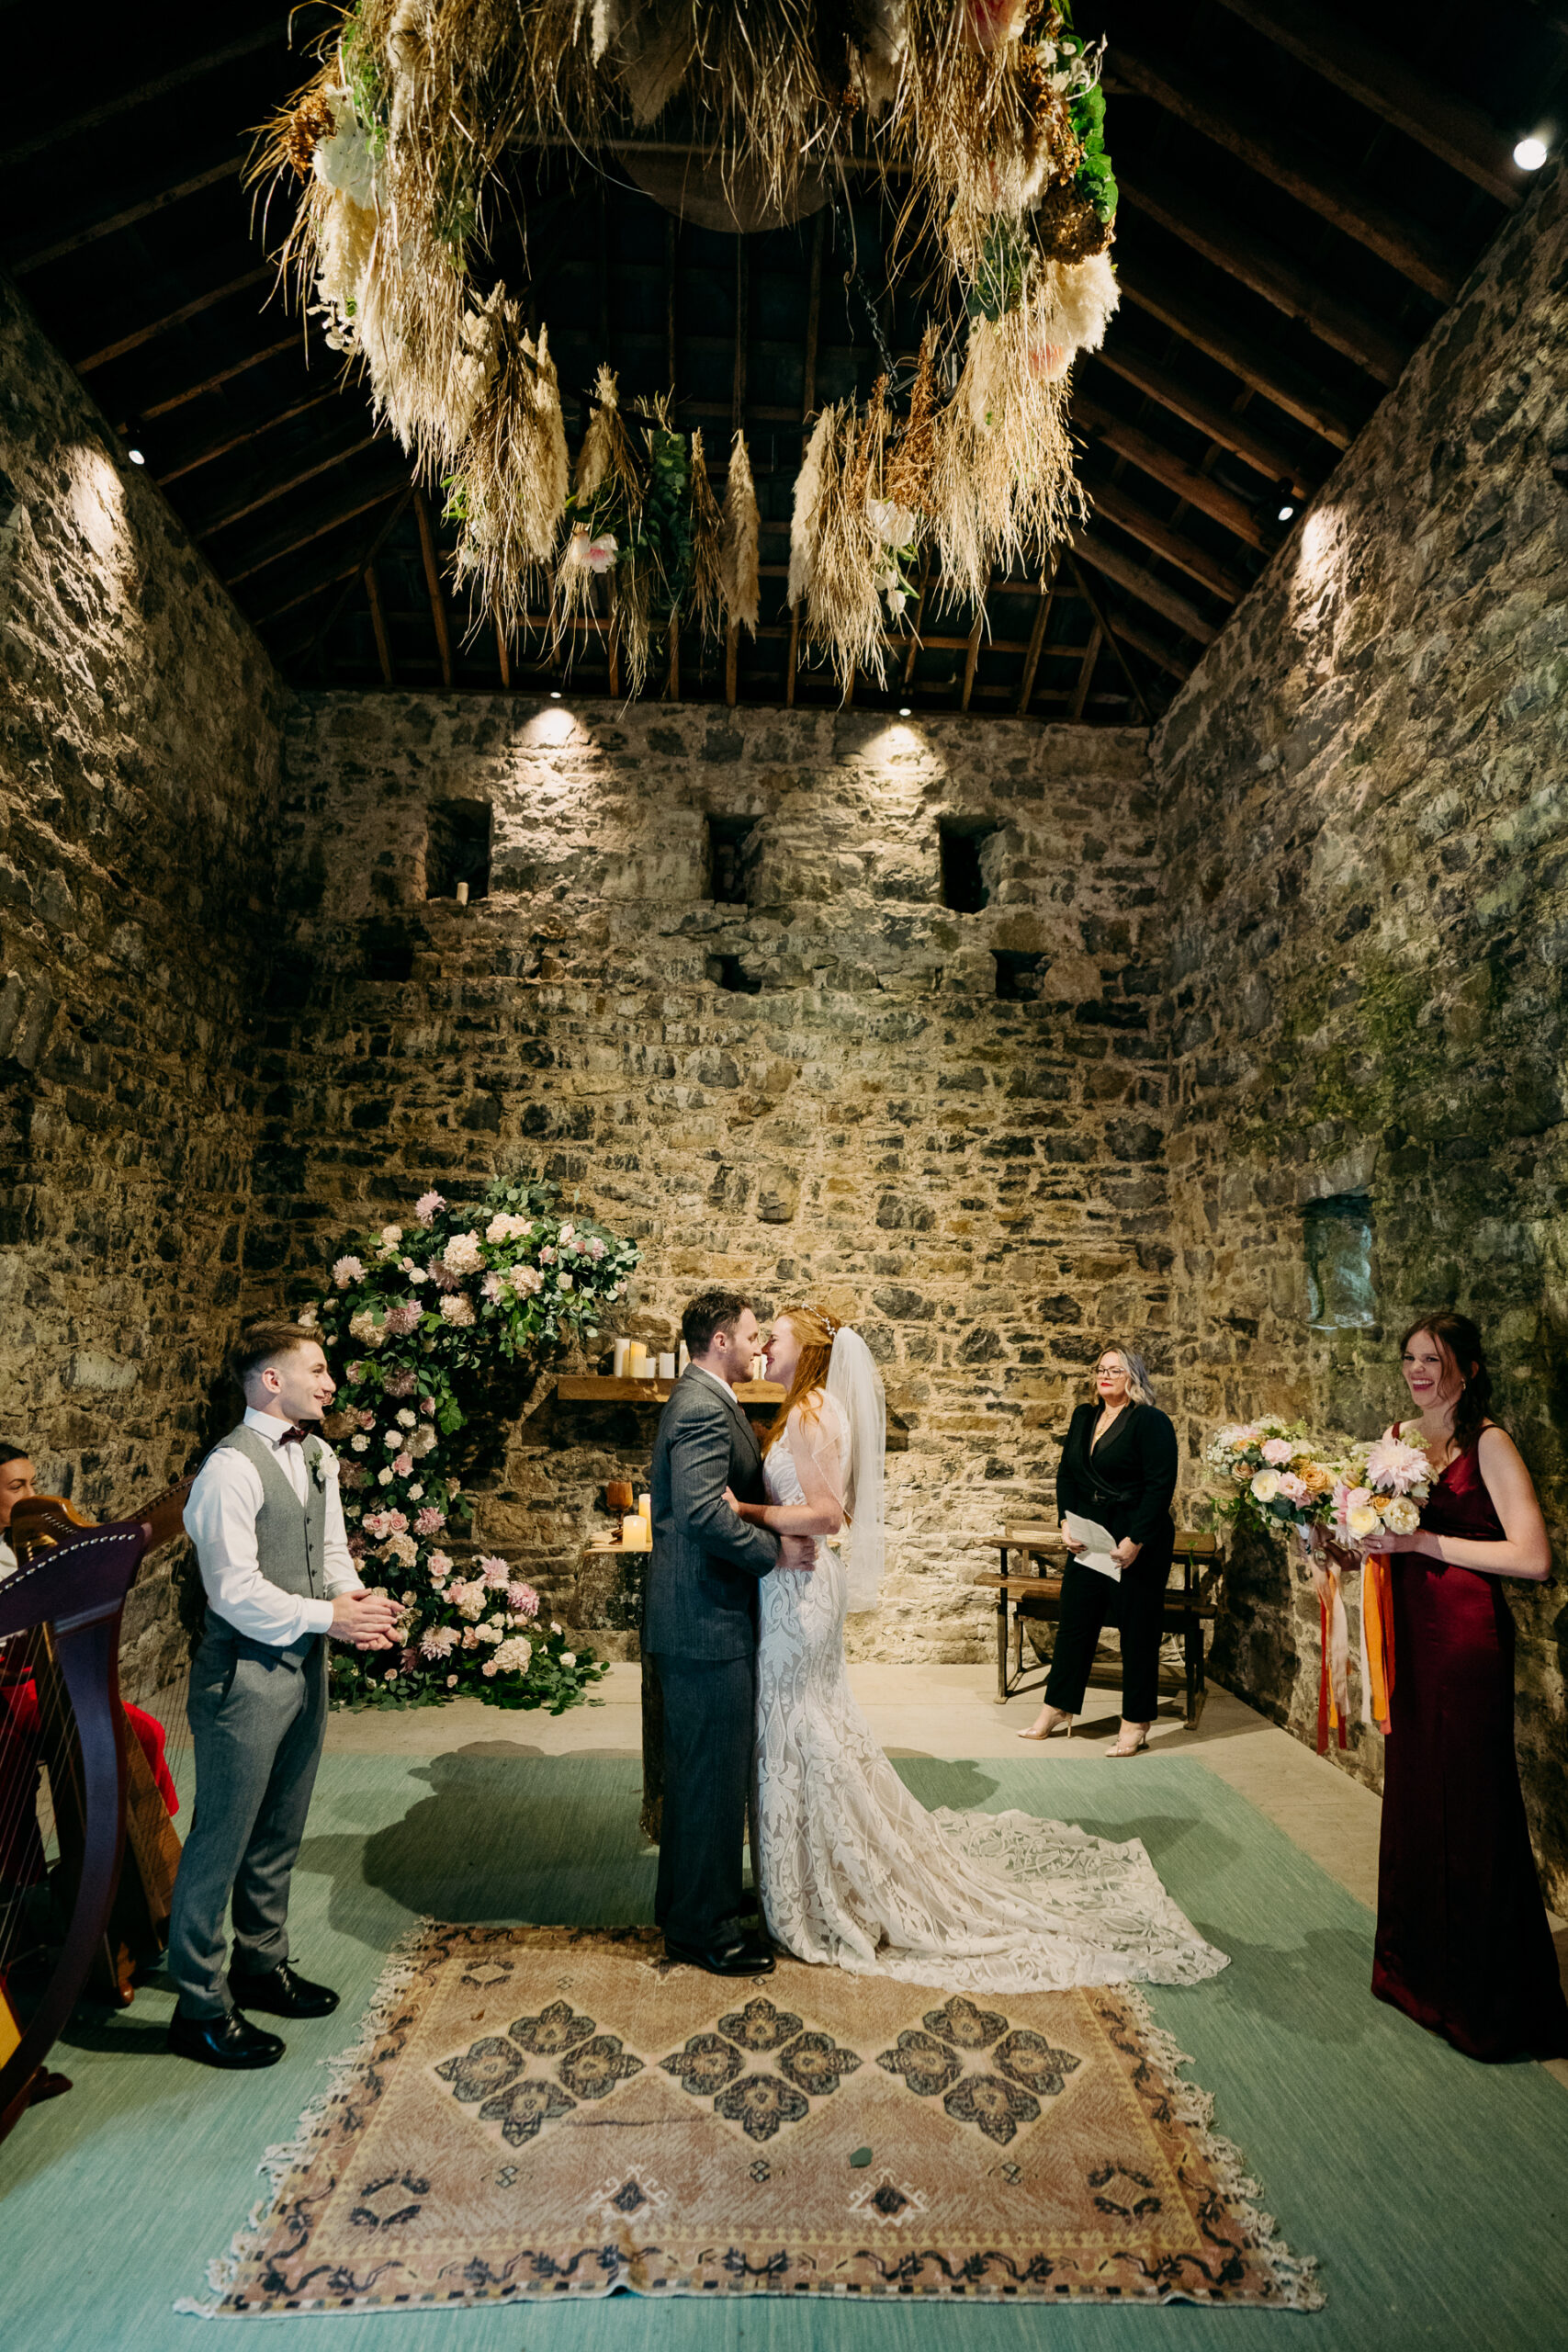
[1107,1722,1151,1758]
[1017,1707,1074,1742]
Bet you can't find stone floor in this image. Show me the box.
[328,1663,1568,2092]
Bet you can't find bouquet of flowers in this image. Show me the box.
[304,1175,639,1713]
[1330,1436,1432,1550]
[1204,1420,1340,1547]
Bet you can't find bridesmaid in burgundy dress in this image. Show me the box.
[1369,1312,1568,2062]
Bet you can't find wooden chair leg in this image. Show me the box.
[995,1593,1010,1702]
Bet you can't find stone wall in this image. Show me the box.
[262,696,1165,1660]
[0,275,286,1693]
[1152,165,1568,1904]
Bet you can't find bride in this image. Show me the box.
[723,1305,1227,1995]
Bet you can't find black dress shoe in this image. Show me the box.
[663,1936,776,1977]
[227,1962,340,2018]
[168,2007,285,2070]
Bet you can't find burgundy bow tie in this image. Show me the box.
[278,1424,310,1445]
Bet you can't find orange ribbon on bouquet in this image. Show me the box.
[1359,1551,1395,1736]
[1314,1563,1350,1753]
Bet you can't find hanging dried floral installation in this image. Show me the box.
[254,0,1121,696]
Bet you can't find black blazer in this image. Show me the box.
[1055,1400,1178,1557]
[643,1368,781,1662]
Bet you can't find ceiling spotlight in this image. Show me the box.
[127,447,146,466]
[1514,134,1549,170]
[897,705,912,718]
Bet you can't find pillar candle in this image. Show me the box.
[612,1338,630,1379]
[677,1340,690,1374]
[456,880,469,907]
[637,1492,651,1523]
[658,1351,676,1381]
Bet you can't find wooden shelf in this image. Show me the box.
[556,1376,786,1403]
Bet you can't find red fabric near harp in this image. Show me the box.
[0,1679,177,1885]
[1372,1442,1568,2061]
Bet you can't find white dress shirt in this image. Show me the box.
[183,1407,361,1647]
[0,1533,16,1583]
[691,1363,742,1406]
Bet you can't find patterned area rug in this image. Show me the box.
[191,1923,1322,2313]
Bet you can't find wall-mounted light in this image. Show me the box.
[549,689,562,700]
[897,705,912,718]
[1515,134,1550,170]
[127,447,146,467]
[1277,500,1295,523]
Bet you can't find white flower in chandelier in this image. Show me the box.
[311,91,378,212]
[565,526,618,575]
[866,497,917,548]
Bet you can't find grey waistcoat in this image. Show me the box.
[209,1424,330,1646]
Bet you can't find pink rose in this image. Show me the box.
[393,1451,413,1476]
[1261,1438,1294,1466]
[414,1506,445,1535]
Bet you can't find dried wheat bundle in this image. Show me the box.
[687,429,727,639]
[795,401,897,695]
[788,405,835,609]
[930,297,1082,610]
[883,322,942,515]
[575,365,642,510]
[453,315,570,635]
[721,428,761,634]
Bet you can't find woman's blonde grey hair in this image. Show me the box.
[1096,1344,1156,1408]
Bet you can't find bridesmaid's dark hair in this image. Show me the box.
[1399,1312,1494,1453]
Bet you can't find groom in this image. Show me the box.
[645,1288,813,1975]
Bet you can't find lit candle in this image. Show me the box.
[456,880,469,907]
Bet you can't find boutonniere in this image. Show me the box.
[306,1441,328,1491]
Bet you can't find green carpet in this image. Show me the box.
[2,1748,1564,2350]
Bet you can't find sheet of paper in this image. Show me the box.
[1064,1510,1122,1582]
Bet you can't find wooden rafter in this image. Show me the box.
[1067,622,1103,722]
[1066,555,1156,724]
[1071,533,1217,643]
[1119,273,1358,447]
[3,30,280,166]
[7,160,242,273]
[224,472,411,587]
[155,390,341,485]
[1074,394,1271,549]
[1122,171,1416,385]
[960,597,985,710]
[1086,346,1316,498]
[140,332,300,420]
[1014,555,1057,713]
[1083,477,1248,603]
[1213,0,1528,208]
[1110,43,1461,300]
[413,488,455,690]
[365,563,395,685]
[195,434,379,540]
[73,266,271,374]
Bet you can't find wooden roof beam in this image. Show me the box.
[1110,40,1462,301]
[1084,346,1320,498]
[195,434,380,540]
[1066,556,1156,725]
[155,389,341,485]
[1121,170,1416,385]
[1073,393,1274,550]
[222,471,412,587]
[7,160,242,274]
[2,30,282,166]
[1212,0,1529,208]
[139,332,302,420]
[1070,534,1218,644]
[73,266,272,374]
[1083,479,1249,603]
[1117,271,1359,447]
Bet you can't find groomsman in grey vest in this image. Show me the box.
[645,1290,814,1976]
[167,1321,400,2069]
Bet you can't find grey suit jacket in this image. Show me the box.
[643,1367,781,1661]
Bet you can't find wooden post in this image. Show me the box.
[1015,560,1056,715]
[413,488,454,690]
[364,561,394,685]
[1067,622,1103,723]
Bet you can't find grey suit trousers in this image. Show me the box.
[651,1651,757,1950]
[166,1625,328,2016]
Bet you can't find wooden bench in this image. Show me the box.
[976,1522,1223,1726]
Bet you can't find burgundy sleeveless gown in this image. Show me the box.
[1372,1438,1568,2061]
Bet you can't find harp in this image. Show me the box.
[0,1478,194,2141]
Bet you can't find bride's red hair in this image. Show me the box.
[768,1304,839,1446]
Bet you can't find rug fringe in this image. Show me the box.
[1116,1984,1326,2312]
[175,1915,439,2320]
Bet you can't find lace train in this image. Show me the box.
[755,1430,1227,1996]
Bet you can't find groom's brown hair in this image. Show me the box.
[682,1289,754,1360]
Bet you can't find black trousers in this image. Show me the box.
[650,1649,756,1950]
[1043,1546,1172,1724]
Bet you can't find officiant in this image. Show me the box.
[1019,1346,1179,1757]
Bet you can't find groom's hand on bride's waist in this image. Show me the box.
[777,1534,816,1571]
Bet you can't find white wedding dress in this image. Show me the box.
[754,1400,1228,1995]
